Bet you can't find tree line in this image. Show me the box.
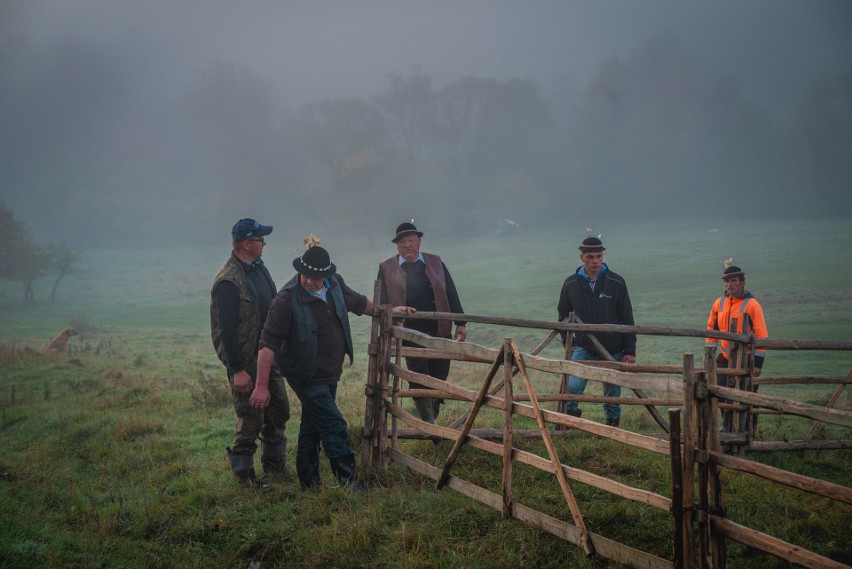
[1,32,850,246]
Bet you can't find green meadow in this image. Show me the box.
[1,218,850,568]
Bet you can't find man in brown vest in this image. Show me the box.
[377,222,466,424]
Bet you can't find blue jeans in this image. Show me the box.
[288,382,353,463]
[565,347,622,421]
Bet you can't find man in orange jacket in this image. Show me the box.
[706,265,768,431]
[705,265,769,376]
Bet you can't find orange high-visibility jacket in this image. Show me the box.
[705,292,768,367]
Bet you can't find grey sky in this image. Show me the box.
[4,0,850,119]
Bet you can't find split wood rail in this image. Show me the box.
[360,306,851,568]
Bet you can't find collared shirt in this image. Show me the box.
[398,252,425,265]
[307,284,329,303]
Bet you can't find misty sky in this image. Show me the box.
[1,1,851,246]
[4,0,850,118]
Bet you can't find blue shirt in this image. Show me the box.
[398,252,425,265]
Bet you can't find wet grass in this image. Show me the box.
[0,218,850,568]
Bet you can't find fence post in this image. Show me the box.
[362,281,382,467]
[502,339,514,518]
[682,354,698,569]
[705,347,727,569]
[669,408,685,569]
[696,369,711,569]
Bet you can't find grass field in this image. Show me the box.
[1,218,850,568]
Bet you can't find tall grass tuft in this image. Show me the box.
[191,370,231,409]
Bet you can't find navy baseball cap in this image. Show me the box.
[231,218,273,241]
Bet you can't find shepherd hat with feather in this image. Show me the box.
[292,234,336,279]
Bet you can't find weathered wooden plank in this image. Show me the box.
[754,376,852,385]
[393,364,672,455]
[710,516,850,569]
[399,388,681,406]
[393,327,685,393]
[387,405,672,511]
[395,310,750,344]
[709,384,852,427]
[702,450,852,506]
[748,440,852,451]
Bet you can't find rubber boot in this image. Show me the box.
[296,447,322,490]
[414,398,436,425]
[565,408,582,418]
[226,447,268,489]
[605,417,620,428]
[432,399,443,421]
[329,454,366,492]
[261,438,288,478]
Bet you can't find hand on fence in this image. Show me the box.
[621,354,636,364]
[454,325,467,342]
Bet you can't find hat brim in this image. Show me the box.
[722,272,745,280]
[292,257,336,279]
[392,230,423,243]
[579,246,605,253]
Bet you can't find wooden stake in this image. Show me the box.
[502,340,514,518]
[669,408,685,569]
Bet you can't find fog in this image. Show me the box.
[1,0,850,248]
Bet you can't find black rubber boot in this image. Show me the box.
[605,417,620,428]
[432,399,443,421]
[296,448,322,490]
[226,447,268,489]
[329,455,366,492]
[261,439,288,478]
[414,398,436,424]
[565,408,582,418]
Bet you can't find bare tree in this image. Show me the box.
[47,242,81,303]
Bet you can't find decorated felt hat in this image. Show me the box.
[578,236,605,253]
[722,266,746,280]
[292,245,336,279]
[392,222,423,243]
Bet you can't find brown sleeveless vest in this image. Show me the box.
[379,252,452,337]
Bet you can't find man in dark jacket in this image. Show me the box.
[377,222,466,424]
[557,236,636,427]
[211,218,290,488]
[253,240,373,490]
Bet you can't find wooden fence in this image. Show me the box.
[360,306,852,568]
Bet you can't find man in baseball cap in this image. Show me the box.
[211,218,289,488]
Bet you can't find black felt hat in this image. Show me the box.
[392,222,423,243]
[578,236,605,253]
[722,266,746,280]
[292,246,336,279]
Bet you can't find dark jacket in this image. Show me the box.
[210,253,277,376]
[557,264,636,357]
[377,253,465,338]
[259,274,368,386]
